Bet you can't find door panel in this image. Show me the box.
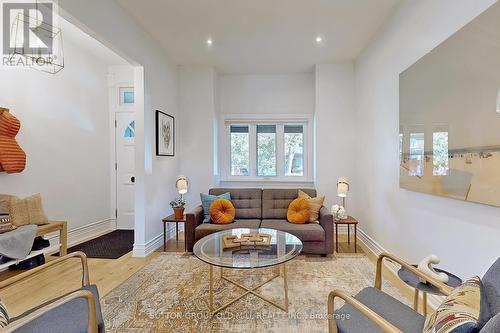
[116,112,135,230]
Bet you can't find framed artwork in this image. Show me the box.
[156,110,175,156]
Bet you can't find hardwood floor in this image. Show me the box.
[0,234,186,317]
[0,231,424,318]
[334,234,364,254]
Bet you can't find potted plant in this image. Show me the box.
[170,196,186,219]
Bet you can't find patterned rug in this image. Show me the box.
[102,253,409,333]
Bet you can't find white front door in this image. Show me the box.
[116,112,135,230]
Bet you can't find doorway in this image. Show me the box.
[109,67,136,230]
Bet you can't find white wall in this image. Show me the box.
[353,0,500,277]
[0,20,123,237]
[59,0,180,256]
[315,64,356,208]
[217,73,316,188]
[219,74,314,115]
[178,66,217,209]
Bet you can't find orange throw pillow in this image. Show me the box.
[287,198,310,224]
[298,190,325,223]
[209,199,235,224]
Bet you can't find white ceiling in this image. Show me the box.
[117,0,402,73]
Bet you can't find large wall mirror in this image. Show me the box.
[400,2,500,207]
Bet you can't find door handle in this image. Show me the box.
[131,176,135,183]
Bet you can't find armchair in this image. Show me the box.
[328,253,500,333]
[327,252,454,333]
[0,251,104,333]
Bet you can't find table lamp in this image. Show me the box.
[337,177,349,208]
[176,175,188,197]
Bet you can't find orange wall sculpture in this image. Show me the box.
[0,108,26,173]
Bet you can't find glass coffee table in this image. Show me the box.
[193,228,303,315]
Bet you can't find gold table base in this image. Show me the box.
[208,264,289,315]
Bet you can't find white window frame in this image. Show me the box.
[220,114,313,183]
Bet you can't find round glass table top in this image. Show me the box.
[193,228,303,269]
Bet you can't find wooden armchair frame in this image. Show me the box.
[328,252,454,333]
[0,251,98,333]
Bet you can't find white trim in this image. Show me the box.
[357,228,444,310]
[357,228,386,257]
[46,218,115,247]
[132,225,177,257]
[132,234,163,257]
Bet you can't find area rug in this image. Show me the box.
[102,253,410,332]
[60,230,134,259]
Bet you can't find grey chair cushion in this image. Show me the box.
[335,287,424,333]
[261,219,325,242]
[11,284,104,333]
[209,188,262,219]
[480,312,500,333]
[195,219,261,240]
[482,258,500,319]
[262,189,316,219]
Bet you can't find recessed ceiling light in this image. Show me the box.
[206,38,213,46]
[315,36,323,44]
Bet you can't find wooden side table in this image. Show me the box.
[162,214,186,252]
[37,221,68,256]
[334,216,358,253]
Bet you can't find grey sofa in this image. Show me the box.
[185,188,334,255]
[328,253,500,333]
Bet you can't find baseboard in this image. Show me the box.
[46,218,115,248]
[132,224,178,258]
[356,228,386,258]
[357,228,443,310]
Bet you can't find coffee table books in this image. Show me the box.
[222,233,272,251]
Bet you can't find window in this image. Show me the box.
[230,125,250,176]
[124,120,135,138]
[223,118,311,181]
[284,125,304,176]
[433,132,449,176]
[119,87,134,105]
[409,132,424,176]
[256,125,277,177]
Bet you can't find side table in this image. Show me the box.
[162,214,187,252]
[397,265,462,315]
[334,216,358,253]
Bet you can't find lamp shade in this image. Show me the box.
[176,175,188,194]
[337,177,349,198]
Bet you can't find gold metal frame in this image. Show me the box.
[208,263,289,315]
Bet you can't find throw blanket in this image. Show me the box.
[0,225,37,259]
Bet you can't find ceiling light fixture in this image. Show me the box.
[206,38,213,46]
[9,0,64,74]
[315,36,323,44]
